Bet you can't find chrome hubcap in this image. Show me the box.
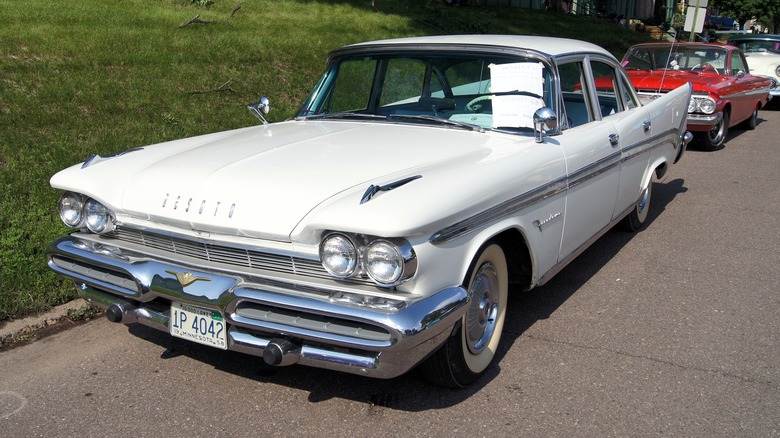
[709,118,725,142]
[465,263,499,354]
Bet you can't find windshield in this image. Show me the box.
[731,39,780,54]
[297,52,555,132]
[623,45,729,74]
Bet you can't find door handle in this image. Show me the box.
[642,120,651,132]
[609,134,620,147]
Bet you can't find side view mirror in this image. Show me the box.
[248,96,271,124]
[533,107,558,143]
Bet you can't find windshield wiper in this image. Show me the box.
[297,112,387,121]
[387,114,484,132]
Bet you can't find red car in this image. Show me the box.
[618,42,772,150]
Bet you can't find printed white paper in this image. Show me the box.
[491,95,545,129]
[488,62,544,95]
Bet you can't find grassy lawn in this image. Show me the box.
[0,0,652,321]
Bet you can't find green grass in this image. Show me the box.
[0,0,652,321]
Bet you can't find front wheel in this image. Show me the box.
[696,110,729,151]
[420,244,508,388]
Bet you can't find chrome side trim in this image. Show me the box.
[567,151,621,189]
[429,176,568,243]
[431,127,679,245]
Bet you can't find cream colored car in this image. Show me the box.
[47,35,692,387]
[728,34,780,100]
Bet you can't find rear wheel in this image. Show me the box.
[420,244,508,388]
[739,104,758,130]
[696,110,729,151]
[621,181,653,232]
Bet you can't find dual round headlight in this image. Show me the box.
[58,192,85,227]
[58,192,115,234]
[688,95,717,114]
[319,234,358,278]
[319,233,415,286]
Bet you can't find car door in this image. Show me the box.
[726,50,752,123]
[589,58,654,220]
[556,58,622,259]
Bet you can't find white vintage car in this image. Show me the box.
[728,34,780,99]
[47,35,692,387]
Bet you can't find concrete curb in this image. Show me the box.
[0,299,93,347]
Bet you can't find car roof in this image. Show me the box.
[334,35,613,59]
[629,42,733,49]
[728,34,780,42]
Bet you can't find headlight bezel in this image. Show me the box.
[319,232,417,287]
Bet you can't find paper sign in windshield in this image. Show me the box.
[492,95,545,128]
[488,62,544,95]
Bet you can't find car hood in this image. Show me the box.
[626,70,728,92]
[51,120,521,241]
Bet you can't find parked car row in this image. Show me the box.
[619,39,775,151]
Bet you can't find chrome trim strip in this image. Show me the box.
[429,176,568,243]
[431,128,679,244]
[567,151,621,189]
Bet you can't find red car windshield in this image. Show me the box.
[624,45,728,73]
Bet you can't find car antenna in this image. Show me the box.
[658,40,678,96]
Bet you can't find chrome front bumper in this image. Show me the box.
[686,111,723,128]
[47,234,468,379]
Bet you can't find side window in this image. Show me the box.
[558,61,593,128]
[618,73,639,110]
[730,52,748,76]
[590,61,623,118]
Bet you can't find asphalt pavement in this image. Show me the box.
[1,109,778,436]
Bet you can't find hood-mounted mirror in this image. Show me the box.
[248,96,271,124]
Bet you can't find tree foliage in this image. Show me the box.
[711,0,780,32]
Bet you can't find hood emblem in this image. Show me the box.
[165,270,212,287]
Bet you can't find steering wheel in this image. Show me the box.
[466,91,544,112]
[691,63,717,74]
[466,95,492,112]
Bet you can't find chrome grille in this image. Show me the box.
[100,227,332,280]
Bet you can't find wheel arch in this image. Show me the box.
[479,228,533,291]
[722,102,733,126]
